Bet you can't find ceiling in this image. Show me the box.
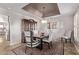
[23,3,60,17]
[0,3,78,18]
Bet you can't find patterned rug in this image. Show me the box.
[11,40,64,55]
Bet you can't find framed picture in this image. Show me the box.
[52,21,57,29]
[48,21,57,29]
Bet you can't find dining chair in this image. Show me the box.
[24,30,40,47]
[62,30,72,43]
[43,29,53,49]
[24,30,40,53]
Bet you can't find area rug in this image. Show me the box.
[11,40,64,55]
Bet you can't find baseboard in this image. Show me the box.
[10,41,21,46]
[10,42,22,50]
[72,41,79,53]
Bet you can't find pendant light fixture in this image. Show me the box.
[41,6,47,24]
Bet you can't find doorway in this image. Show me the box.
[0,14,10,46]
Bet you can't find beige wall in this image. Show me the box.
[39,15,74,40]
[74,9,79,52]
[0,7,74,45]
[9,11,42,45]
[0,8,22,45]
[0,8,39,45]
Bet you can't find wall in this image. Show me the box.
[74,9,79,52]
[0,8,21,45]
[0,8,40,45]
[9,14,22,45]
[9,11,42,45]
[0,7,74,45]
[54,15,74,40]
[39,15,74,40]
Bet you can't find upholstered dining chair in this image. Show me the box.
[62,30,72,43]
[24,30,41,54]
[24,30,40,48]
[43,29,53,49]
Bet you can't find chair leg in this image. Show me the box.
[25,46,27,54]
[50,41,52,48]
[69,38,71,43]
[47,43,50,49]
[61,38,63,42]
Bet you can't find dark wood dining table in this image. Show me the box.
[33,35,49,50]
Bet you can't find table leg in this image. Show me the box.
[65,39,67,43]
[70,38,71,43]
[40,39,43,50]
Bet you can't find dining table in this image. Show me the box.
[33,35,49,50]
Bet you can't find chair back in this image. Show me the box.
[24,30,40,47]
[48,30,53,42]
[24,31,33,42]
[33,30,39,36]
[43,29,52,42]
[64,30,72,38]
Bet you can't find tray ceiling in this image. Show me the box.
[23,3,60,17]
